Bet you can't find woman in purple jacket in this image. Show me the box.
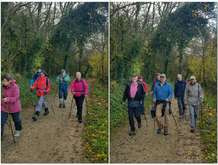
[1,74,22,137]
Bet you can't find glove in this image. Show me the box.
[44,90,48,95]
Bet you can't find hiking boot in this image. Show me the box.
[32,111,40,121]
[43,108,49,116]
[59,104,62,108]
[78,120,83,123]
[63,104,66,108]
[190,128,195,133]
[129,131,136,136]
[14,131,21,137]
[156,128,161,134]
[164,129,168,136]
[138,122,141,128]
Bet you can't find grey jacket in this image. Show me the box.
[184,82,203,105]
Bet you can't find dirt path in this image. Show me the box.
[111,99,203,163]
[1,95,88,163]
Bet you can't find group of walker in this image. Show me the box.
[1,69,88,139]
[123,73,203,136]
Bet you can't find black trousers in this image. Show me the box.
[1,111,22,136]
[74,95,85,121]
[128,107,141,132]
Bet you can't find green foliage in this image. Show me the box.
[83,81,108,163]
[2,2,108,79]
[14,75,37,108]
[199,94,217,163]
[110,81,127,130]
[88,51,108,83]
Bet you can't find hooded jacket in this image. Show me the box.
[1,80,21,113]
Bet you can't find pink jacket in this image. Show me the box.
[70,79,88,97]
[1,80,21,113]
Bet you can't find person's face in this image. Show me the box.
[190,79,195,84]
[76,72,81,80]
[2,79,10,87]
[157,75,160,80]
[139,78,143,82]
[177,75,182,81]
[132,76,138,83]
[160,76,165,83]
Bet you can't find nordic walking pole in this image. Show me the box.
[68,96,74,119]
[199,102,203,123]
[153,118,156,133]
[49,96,55,115]
[7,116,16,143]
[85,97,88,115]
[171,111,179,129]
[5,105,16,143]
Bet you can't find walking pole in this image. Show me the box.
[7,116,16,143]
[85,97,89,115]
[144,108,148,127]
[153,118,156,133]
[68,96,74,119]
[5,105,16,143]
[199,102,203,124]
[171,110,179,130]
[49,96,55,115]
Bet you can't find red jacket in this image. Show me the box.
[1,80,21,113]
[31,75,51,96]
[70,79,88,97]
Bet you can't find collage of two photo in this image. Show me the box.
[1,1,217,164]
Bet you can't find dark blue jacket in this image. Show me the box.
[153,82,173,101]
[174,80,186,98]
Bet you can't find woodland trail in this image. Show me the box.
[1,94,88,163]
[111,99,203,163]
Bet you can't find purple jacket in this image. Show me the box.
[1,80,21,113]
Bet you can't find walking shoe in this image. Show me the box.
[14,131,21,137]
[78,120,83,123]
[32,111,40,121]
[43,108,49,116]
[128,131,136,136]
[63,104,66,108]
[138,122,141,128]
[164,129,168,136]
[59,104,62,108]
[156,128,161,134]
[32,116,37,121]
[190,128,195,133]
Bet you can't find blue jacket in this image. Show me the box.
[153,82,173,101]
[174,80,186,98]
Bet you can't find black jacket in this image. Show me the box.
[174,80,186,98]
[123,82,145,102]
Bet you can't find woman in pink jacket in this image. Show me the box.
[69,72,88,123]
[1,74,22,137]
